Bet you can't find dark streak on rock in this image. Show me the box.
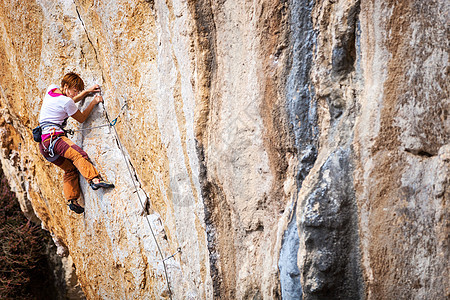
[187,0,226,298]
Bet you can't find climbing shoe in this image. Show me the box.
[68,199,84,214]
[90,178,115,190]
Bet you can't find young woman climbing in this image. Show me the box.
[38,72,114,214]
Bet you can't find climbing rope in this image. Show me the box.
[99,97,174,299]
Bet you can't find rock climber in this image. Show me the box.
[38,72,114,214]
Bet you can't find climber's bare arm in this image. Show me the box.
[71,95,103,123]
[73,84,101,103]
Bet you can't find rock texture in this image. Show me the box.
[0,0,448,299]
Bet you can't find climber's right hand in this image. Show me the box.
[72,95,104,123]
[93,95,104,105]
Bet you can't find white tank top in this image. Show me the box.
[38,84,78,134]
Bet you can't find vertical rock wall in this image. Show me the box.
[0,0,447,299]
[355,1,448,298]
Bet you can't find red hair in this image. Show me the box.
[61,72,84,91]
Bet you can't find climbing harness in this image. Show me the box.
[33,120,66,142]
[39,124,64,160]
[101,99,175,299]
[45,129,61,158]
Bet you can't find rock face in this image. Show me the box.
[0,0,448,299]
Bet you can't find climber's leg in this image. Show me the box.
[40,135,113,194]
[39,136,81,201]
[58,158,81,201]
[43,154,84,214]
[53,136,99,183]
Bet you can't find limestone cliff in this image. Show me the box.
[0,0,448,299]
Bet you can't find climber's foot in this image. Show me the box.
[90,177,115,190]
[68,199,84,214]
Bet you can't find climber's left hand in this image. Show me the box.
[86,84,101,95]
[73,84,101,103]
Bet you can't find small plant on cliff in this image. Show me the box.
[0,167,53,299]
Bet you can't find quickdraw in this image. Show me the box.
[65,102,127,136]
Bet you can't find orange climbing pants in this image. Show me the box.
[39,135,99,201]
